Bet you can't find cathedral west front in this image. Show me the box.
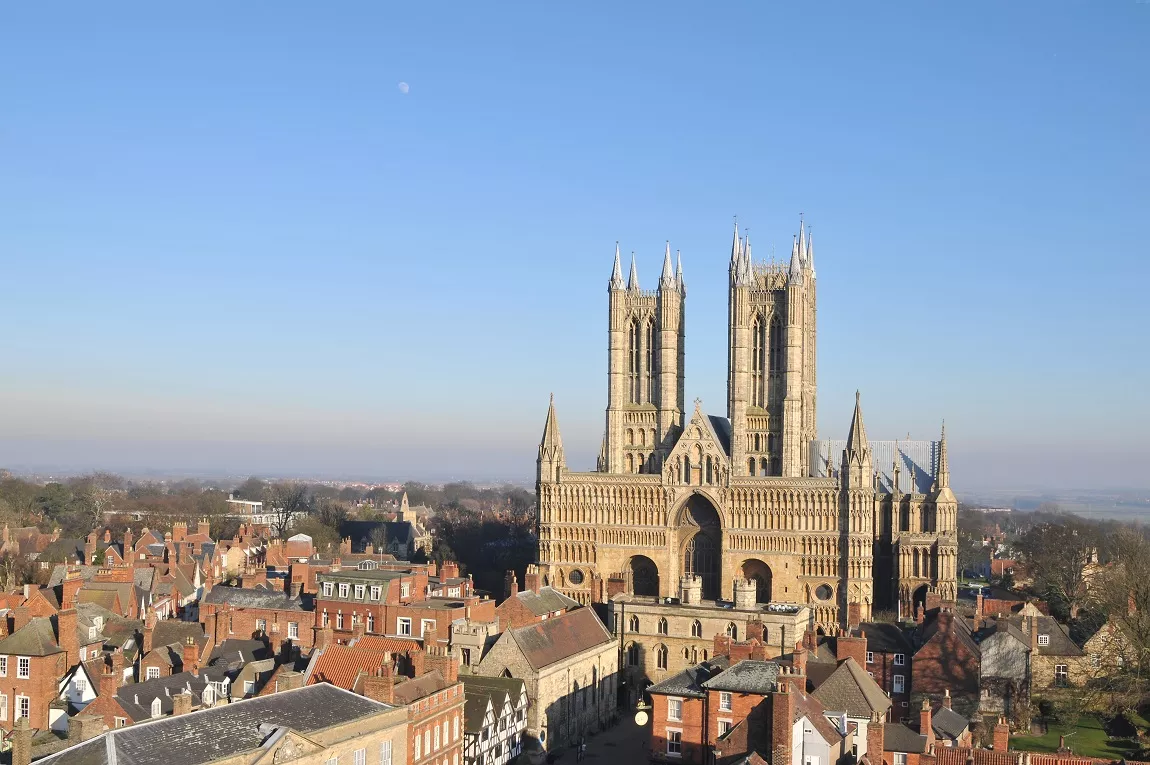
[535,221,958,628]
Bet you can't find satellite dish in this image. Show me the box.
[635,710,649,726]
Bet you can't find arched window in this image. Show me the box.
[628,614,640,633]
[705,456,714,485]
[646,320,656,403]
[626,643,640,666]
[683,647,690,659]
[754,433,761,451]
[691,647,699,664]
[626,429,634,446]
[501,668,513,678]
[658,617,668,635]
[760,458,769,477]
[592,666,598,698]
[628,319,641,403]
[656,644,668,670]
[748,458,755,474]
[625,453,634,473]
[691,620,702,638]
[769,316,783,377]
[683,457,692,484]
[150,697,162,718]
[726,622,738,639]
[702,649,708,660]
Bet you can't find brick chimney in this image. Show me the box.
[802,629,817,651]
[12,716,33,765]
[172,691,193,716]
[100,663,119,697]
[835,629,868,668]
[173,522,187,543]
[197,518,210,537]
[746,620,765,644]
[771,683,794,765]
[942,689,952,710]
[84,532,97,564]
[183,636,199,676]
[505,570,519,599]
[339,537,352,555]
[276,670,305,692]
[424,623,440,653]
[123,528,134,557]
[992,718,1010,751]
[440,561,460,580]
[793,645,808,677]
[867,711,886,760]
[363,665,395,704]
[1029,616,1039,653]
[143,609,157,655]
[975,593,984,630]
[12,605,31,633]
[352,619,366,643]
[847,602,862,631]
[69,714,104,742]
[290,561,310,595]
[714,634,734,661]
[523,564,540,593]
[427,649,460,684]
[920,698,934,752]
[62,568,83,610]
[313,624,333,651]
[57,607,79,666]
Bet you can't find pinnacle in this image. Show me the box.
[610,242,624,289]
[628,252,640,291]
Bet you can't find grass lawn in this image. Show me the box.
[1010,715,1141,760]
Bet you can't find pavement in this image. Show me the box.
[543,713,652,764]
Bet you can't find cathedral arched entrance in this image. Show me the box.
[677,494,722,601]
[741,559,773,603]
[628,555,660,597]
[912,584,929,614]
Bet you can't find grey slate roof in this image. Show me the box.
[115,667,232,721]
[512,586,579,616]
[811,658,892,718]
[932,706,969,740]
[0,617,63,656]
[648,657,731,699]
[884,722,929,753]
[701,660,779,694]
[47,564,99,587]
[207,639,272,669]
[857,622,913,655]
[202,585,310,611]
[39,683,399,765]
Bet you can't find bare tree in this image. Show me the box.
[1017,518,1097,619]
[263,482,311,539]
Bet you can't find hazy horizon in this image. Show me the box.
[2,3,1146,493]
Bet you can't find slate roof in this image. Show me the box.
[932,706,970,740]
[461,675,526,734]
[0,617,63,656]
[38,538,86,564]
[994,614,1082,656]
[40,683,398,764]
[885,722,929,754]
[202,585,310,611]
[393,669,452,704]
[707,415,732,455]
[701,660,779,694]
[811,658,892,718]
[857,622,913,655]
[506,607,613,671]
[114,667,232,721]
[510,586,579,616]
[47,564,99,587]
[208,639,272,669]
[339,520,418,552]
[648,657,732,699]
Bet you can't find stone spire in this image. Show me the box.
[627,252,640,291]
[846,391,869,454]
[806,230,816,277]
[538,394,565,482]
[936,421,950,490]
[729,219,742,274]
[842,391,873,487]
[660,241,675,288]
[676,250,685,295]
[788,234,803,282]
[798,218,807,261]
[610,242,624,290]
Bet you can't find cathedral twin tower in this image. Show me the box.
[536,220,958,628]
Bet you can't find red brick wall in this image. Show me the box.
[495,596,556,631]
[200,603,314,650]
[0,652,69,731]
[409,682,465,765]
[649,693,707,764]
[868,650,911,717]
[912,618,980,700]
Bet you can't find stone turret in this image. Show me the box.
[537,394,565,484]
[733,578,757,610]
[680,575,702,606]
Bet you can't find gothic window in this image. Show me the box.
[684,532,718,599]
[628,615,639,633]
[748,458,755,475]
[726,622,738,639]
[705,456,714,485]
[646,321,656,404]
[683,647,690,659]
[754,433,761,451]
[684,457,692,484]
[768,315,782,377]
[691,620,702,638]
[625,453,634,473]
[751,315,766,407]
[628,319,641,404]
[656,644,668,670]
[627,429,634,446]
[760,458,769,477]
[626,643,640,666]
[658,617,668,635]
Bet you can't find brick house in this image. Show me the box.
[200,585,314,651]
[477,606,616,750]
[315,564,494,648]
[911,610,981,718]
[137,615,212,681]
[858,622,914,714]
[495,576,579,631]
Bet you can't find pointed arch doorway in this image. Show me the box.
[678,494,722,600]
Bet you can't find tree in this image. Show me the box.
[1018,518,1098,619]
[262,482,311,540]
[233,477,267,501]
[1093,530,1150,678]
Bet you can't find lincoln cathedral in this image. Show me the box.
[535,221,958,627]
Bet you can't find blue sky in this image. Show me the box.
[1,3,1146,490]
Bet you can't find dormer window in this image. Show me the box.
[1038,634,1050,647]
[338,583,350,598]
[89,627,97,640]
[401,582,411,599]
[323,582,334,597]
[150,697,162,718]
[354,585,365,600]
[370,586,381,601]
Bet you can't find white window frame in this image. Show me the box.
[16,657,30,679]
[0,656,7,677]
[288,621,299,639]
[256,618,267,632]
[666,728,683,757]
[355,585,365,600]
[379,739,393,765]
[243,680,255,695]
[893,674,906,693]
[0,693,7,721]
[323,582,334,597]
[866,651,874,664]
[893,653,905,666]
[894,754,908,765]
[16,695,28,721]
[667,697,683,722]
[370,585,381,601]
[401,582,411,598]
[1038,634,1050,647]
[146,666,161,680]
[719,691,732,711]
[415,730,422,759]
[718,719,733,736]
[338,583,350,598]
[115,717,126,728]
[354,748,366,765]
[398,617,412,636]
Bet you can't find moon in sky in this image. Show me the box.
[398,82,410,94]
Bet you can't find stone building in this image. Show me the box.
[476,607,616,750]
[535,222,958,628]
[612,575,809,700]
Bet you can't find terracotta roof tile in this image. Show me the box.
[308,644,393,690]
